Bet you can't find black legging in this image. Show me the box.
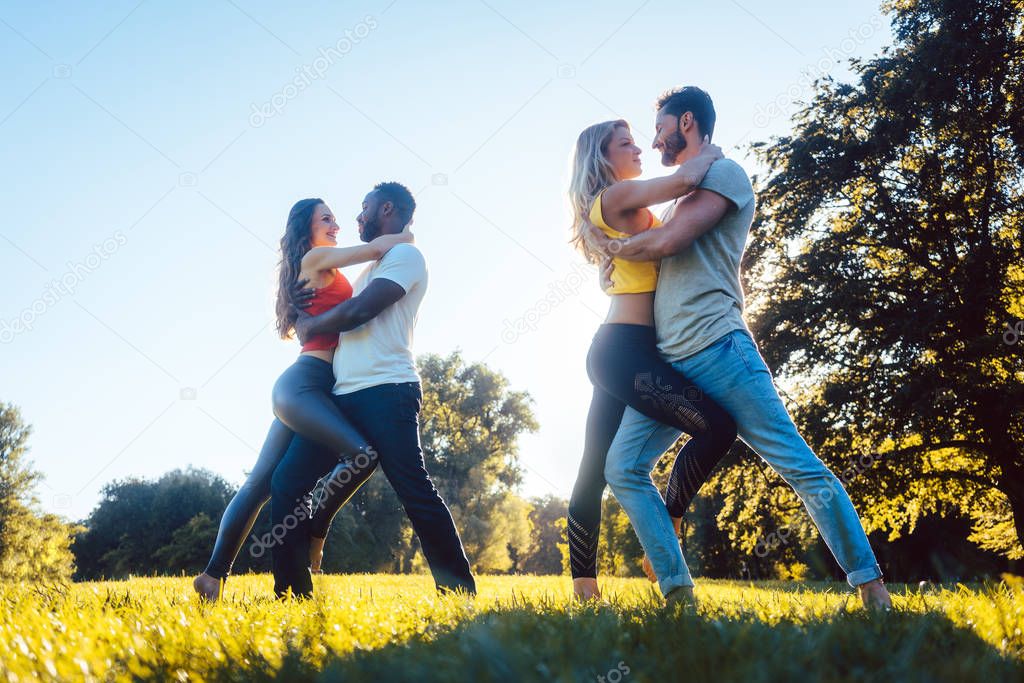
[567,323,737,579]
[203,355,378,580]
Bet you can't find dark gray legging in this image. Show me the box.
[567,323,738,580]
[203,355,378,579]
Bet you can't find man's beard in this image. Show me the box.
[360,218,382,242]
[661,131,687,166]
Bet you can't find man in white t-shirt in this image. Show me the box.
[270,182,476,596]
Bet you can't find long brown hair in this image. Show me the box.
[275,198,323,339]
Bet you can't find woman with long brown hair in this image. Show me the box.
[193,197,410,600]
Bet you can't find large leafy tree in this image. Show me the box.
[416,352,538,573]
[0,402,79,582]
[320,351,541,575]
[735,0,1023,558]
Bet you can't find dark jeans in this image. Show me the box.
[270,381,476,597]
[567,323,737,579]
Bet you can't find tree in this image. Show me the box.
[516,495,568,575]
[0,402,79,582]
[736,0,1023,558]
[318,351,539,575]
[417,351,538,573]
[74,468,235,578]
[152,512,218,570]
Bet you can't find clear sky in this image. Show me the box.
[0,0,893,521]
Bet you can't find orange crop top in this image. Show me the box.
[299,269,354,352]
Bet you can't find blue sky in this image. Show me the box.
[0,0,893,520]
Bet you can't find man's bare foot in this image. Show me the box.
[641,516,681,583]
[193,573,221,601]
[641,555,657,583]
[309,536,326,574]
[573,577,602,602]
[858,578,893,611]
[664,586,698,610]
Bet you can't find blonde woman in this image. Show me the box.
[566,120,737,602]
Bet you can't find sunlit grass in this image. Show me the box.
[1,574,1022,681]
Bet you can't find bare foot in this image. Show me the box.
[309,536,326,574]
[193,573,221,601]
[858,578,893,611]
[664,586,698,610]
[572,577,602,602]
[641,555,658,583]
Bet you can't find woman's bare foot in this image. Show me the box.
[309,536,326,574]
[572,577,602,602]
[193,573,221,601]
[857,578,893,611]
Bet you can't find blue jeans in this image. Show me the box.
[604,329,882,596]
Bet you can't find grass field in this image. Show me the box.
[1,574,1022,682]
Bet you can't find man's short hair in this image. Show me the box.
[373,181,416,225]
[656,86,716,141]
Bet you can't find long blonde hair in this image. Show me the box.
[568,119,628,264]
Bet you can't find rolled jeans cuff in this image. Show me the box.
[847,564,883,587]
[659,572,694,597]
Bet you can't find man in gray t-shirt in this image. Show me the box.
[586,86,891,610]
[654,158,756,361]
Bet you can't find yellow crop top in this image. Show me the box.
[590,190,663,294]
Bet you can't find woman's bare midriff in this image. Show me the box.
[604,292,655,326]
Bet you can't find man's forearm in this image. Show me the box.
[304,299,372,335]
[612,228,680,261]
[611,200,728,261]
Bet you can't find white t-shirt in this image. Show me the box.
[332,243,427,395]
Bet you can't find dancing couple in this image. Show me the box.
[566,86,891,609]
[194,181,475,600]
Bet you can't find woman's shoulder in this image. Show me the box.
[299,245,330,271]
[298,262,338,289]
[593,184,643,238]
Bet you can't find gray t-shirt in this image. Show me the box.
[654,158,756,361]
